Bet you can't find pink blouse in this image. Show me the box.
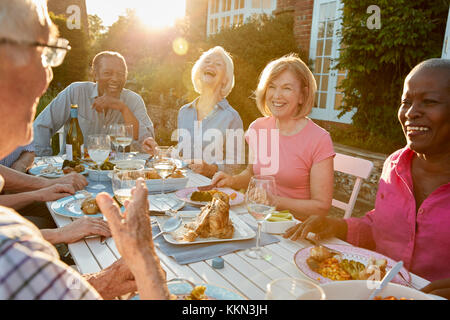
[245,117,335,199]
[346,147,450,282]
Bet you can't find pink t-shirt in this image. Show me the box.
[245,117,335,199]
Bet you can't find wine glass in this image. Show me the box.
[109,124,133,160]
[245,175,277,260]
[86,134,111,190]
[152,146,176,200]
[111,169,145,206]
[265,278,326,300]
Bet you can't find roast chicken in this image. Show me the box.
[183,192,234,242]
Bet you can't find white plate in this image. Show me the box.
[155,211,256,245]
[30,164,87,178]
[50,193,103,219]
[145,177,189,193]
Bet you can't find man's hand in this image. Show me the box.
[31,183,76,202]
[142,137,158,156]
[187,159,218,178]
[52,172,88,191]
[421,278,450,300]
[92,94,125,114]
[84,258,137,300]
[96,178,153,264]
[43,217,111,244]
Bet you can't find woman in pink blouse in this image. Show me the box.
[212,54,335,220]
[284,58,450,298]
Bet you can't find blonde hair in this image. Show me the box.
[255,53,317,118]
[191,46,235,98]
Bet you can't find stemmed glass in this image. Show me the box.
[111,169,145,206]
[245,175,277,260]
[86,134,111,190]
[152,146,176,200]
[109,124,133,160]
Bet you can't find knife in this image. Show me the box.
[367,261,404,300]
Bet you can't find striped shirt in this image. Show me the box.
[0,207,100,300]
[0,144,35,168]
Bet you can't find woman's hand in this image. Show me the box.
[42,216,111,244]
[31,183,76,202]
[211,171,234,188]
[187,160,218,178]
[142,137,158,156]
[283,215,347,241]
[421,278,450,300]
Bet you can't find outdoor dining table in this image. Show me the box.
[37,156,431,300]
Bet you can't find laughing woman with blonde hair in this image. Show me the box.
[212,54,335,221]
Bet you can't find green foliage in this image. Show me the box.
[49,12,90,89]
[336,0,448,150]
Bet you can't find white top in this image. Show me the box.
[33,82,155,156]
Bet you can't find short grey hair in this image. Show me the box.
[0,0,58,66]
[91,51,128,77]
[191,46,235,98]
[0,0,57,42]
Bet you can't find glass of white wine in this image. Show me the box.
[152,146,176,200]
[245,175,277,260]
[109,124,133,160]
[111,169,145,206]
[86,134,111,190]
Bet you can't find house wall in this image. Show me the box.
[275,0,314,59]
[185,0,209,41]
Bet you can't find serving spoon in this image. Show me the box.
[152,214,182,240]
[367,261,404,300]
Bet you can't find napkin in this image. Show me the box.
[152,222,280,265]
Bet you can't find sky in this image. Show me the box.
[85,0,186,28]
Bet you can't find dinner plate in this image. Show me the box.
[154,211,256,245]
[294,244,412,286]
[50,192,103,219]
[29,164,88,178]
[130,283,245,300]
[175,187,244,206]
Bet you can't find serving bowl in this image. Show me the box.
[261,219,298,234]
[298,280,439,300]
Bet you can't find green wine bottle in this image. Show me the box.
[66,105,84,161]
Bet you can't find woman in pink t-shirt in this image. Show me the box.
[212,54,335,220]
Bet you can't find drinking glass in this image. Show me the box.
[245,175,277,260]
[111,169,145,206]
[152,146,176,200]
[109,124,133,160]
[265,278,326,300]
[86,134,111,190]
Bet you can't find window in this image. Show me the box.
[215,0,220,13]
[233,15,238,26]
[263,0,271,9]
[210,19,214,33]
[239,14,244,25]
[234,0,239,10]
[221,17,225,30]
[252,0,260,8]
[240,0,245,9]
[210,0,215,14]
[222,0,226,11]
[226,0,231,11]
[225,15,230,28]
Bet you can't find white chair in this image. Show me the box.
[332,152,374,219]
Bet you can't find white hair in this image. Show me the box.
[0,0,57,66]
[191,46,235,98]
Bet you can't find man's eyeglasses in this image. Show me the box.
[0,37,71,67]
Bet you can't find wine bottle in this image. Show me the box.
[66,104,84,161]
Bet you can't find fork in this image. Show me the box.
[305,237,343,257]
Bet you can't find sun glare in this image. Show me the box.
[87,0,186,28]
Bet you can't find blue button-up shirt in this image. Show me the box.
[177,98,245,173]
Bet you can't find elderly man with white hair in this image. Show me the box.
[0,0,169,300]
[142,46,245,178]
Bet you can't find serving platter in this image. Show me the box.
[154,211,256,245]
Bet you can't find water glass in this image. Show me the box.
[265,278,326,300]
